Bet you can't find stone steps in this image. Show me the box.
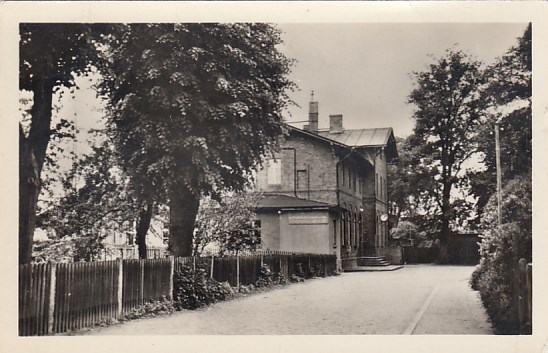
[357,256,391,267]
[344,265,404,272]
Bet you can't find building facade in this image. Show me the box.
[252,99,398,269]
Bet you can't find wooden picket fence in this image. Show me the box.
[19,258,174,336]
[20,252,336,336]
[174,252,337,287]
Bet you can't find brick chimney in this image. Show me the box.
[330,114,343,133]
[307,91,319,132]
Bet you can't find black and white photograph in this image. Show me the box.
[2,2,547,353]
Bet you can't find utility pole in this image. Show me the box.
[495,121,502,227]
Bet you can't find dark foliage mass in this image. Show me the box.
[172,264,233,310]
[97,23,295,257]
[21,23,295,263]
[406,49,485,254]
[19,24,109,264]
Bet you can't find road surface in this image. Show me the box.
[83,264,492,335]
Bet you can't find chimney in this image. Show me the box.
[330,114,343,133]
[307,91,319,132]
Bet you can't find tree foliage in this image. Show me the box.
[194,192,262,256]
[19,24,107,264]
[471,174,531,334]
[469,24,532,219]
[407,49,485,249]
[36,137,137,262]
[466,25,531,333]
[388,136,440,234]
[97,24,295,257]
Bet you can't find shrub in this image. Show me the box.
[122,297,175,321]
[256,264,274,288]
[289,274,304,283]
[390,221,418,240]
[295,263,305,278]
[172,264,233,310]
[471,174,531,334]
[273,272,287,285]
[306,265,318,279]
[472,224,527,334]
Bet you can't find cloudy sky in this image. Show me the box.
[38,22,530,157]
[277,23,529,137]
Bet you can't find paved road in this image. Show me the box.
[84,264,492,335]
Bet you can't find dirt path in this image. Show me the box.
[83,264,492,335]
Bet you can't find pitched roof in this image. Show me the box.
[257,194,331,210]
[286,124,399,162]
[316,127,394,147]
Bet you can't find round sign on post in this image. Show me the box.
[380,214,388,222]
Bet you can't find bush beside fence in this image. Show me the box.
[19,252,336,336]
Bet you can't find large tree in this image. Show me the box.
[388,136,440,234]
[408,50,485,259]
[468,24,532,334]
[98,24,294,257]
[469,24,532,220]
[19,24,106,264]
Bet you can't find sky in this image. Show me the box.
[22,22,529,173]
[276,23,529,137]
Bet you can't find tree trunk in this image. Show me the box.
[136,200,153,259]
[438,180,452,264]
[19,78,54,264]
[169,187,200,257]
[19,126,40,264]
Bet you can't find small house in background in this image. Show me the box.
[102,219,168,260]
[251,96,398,269]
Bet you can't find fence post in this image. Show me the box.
[140,260,145,305]
[210,256,214,279]
[236,255,240,289]
[168,256,174,301]
[47,262,56,335]
[526,263,532,329]
[517,258,532,334]
[116,258,123,318]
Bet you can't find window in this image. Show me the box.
[252,220,261,244]
[346,211,351,246]
[267,159,281,185]
[380,176,383,200]
[333,220,337,248]
[381,177,385,201]
[376,215,380,247]
[348,169,351,187]
[297,169,307,190]
[252,220,261,229]
[341,212,346,246]
[342,167,346,186]
[376,173,379,197]
[349,211,354,246]
[358,214,363,247]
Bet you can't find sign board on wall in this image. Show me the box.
[288,214,329,225]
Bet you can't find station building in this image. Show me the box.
[251,98,398,269]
